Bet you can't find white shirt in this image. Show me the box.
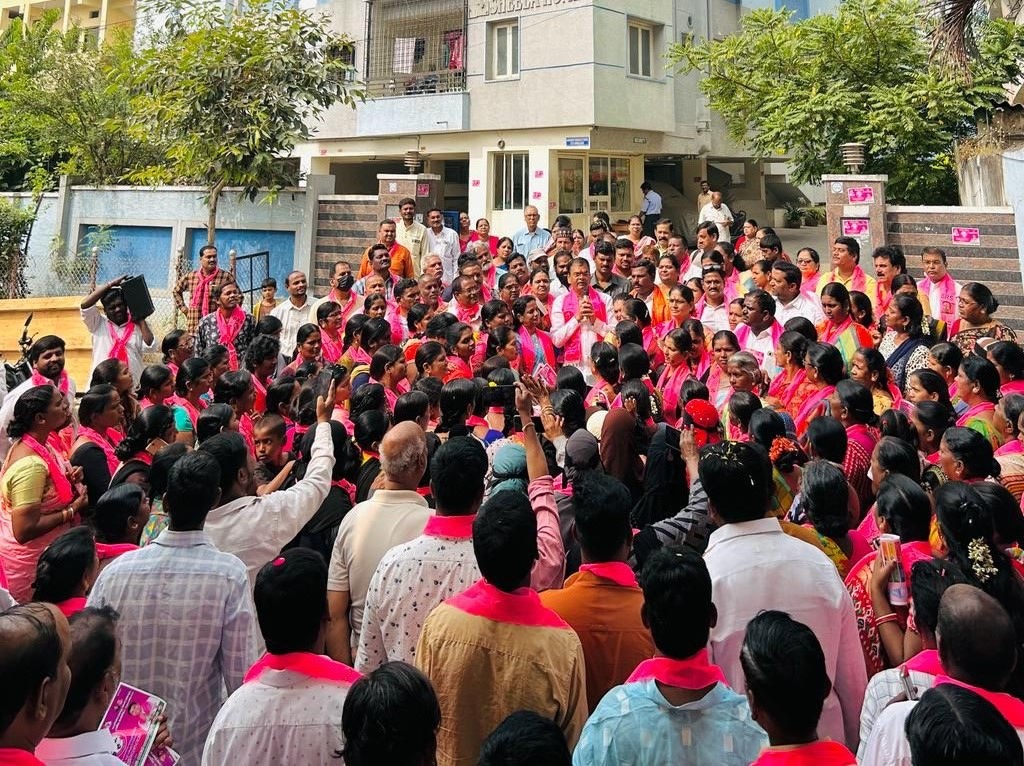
[356,528,481,674]
[36,730,123,766]
[704,518,867,749]
[698,301,730,334]
[327,489,432,653]
[683,250,705,282]
[204,422,334,589]
[698,203,734,242]
[396,219,430,273]
[270,298,314,355]
[87,530,260,766]
[922,275,962,317]
[640,189,663,216]
[775,291,825,326]
[550,290,614,383]
[426,226,461,285]
[202,668,352,766]
[0,373,78,462]
[740,321,783,378]
[858,667,937,758]
[81,305,154,386]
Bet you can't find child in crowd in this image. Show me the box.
[253,413,294,496]
[253,277,279,321]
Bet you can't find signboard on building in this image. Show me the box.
[951,227,980,245]
[565,137,590,148]
[841,218,872,253]
[470,0,581,17]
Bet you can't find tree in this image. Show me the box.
[0,198,36,298]
[0,13,162,192]
[670,0,1024,203]
[130,0,363,242]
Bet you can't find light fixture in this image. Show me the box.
[839,143,866,173]
[404,151,422,173]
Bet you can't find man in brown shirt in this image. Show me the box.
[541,472,654,711]
[415,485,586,766]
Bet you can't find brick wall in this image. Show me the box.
[314,195,379,292]
[886,206,1024,333]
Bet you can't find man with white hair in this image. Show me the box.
[325,422,431,665]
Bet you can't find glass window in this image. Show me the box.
[610,158,631,211]
[493,152,529,211]
[490,20,519,79]
[628,21,653,78]
[558,158,584,214]
[588,157,609,197]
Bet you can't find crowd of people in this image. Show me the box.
[3,193,1024,765]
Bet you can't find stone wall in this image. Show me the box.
[314,196,379,285]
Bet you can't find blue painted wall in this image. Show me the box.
[81,225,174,289]
[184,227,297,308]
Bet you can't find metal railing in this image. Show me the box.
[365,67,466,98]
[232,250,271,314]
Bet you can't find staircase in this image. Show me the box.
[886,207,1024,334]
[315,196,379,287]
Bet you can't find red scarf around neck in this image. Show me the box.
[626,649,728,689]
[78,426,119,475]
[21,433,73,504]
[108,320,136,364]
[244,652,362,686]
[216,306,246,370]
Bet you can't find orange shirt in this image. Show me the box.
[357,242,415,280]
[540,567,655,712]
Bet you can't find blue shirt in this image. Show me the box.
[511,226,549,257]
[573,680,767,766]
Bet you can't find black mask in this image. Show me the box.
[336,273,355,291]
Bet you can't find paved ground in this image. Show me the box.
[772,224,829,258]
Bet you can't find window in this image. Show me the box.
[488,20,519,79]
[558,158,584,214]
[610,158,631,211]
[585,156,632,213]
[493,152,529,211]
[628,21,652,78]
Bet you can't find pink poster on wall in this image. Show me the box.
[847,187,875,204]
[842,218,870,236]
[951,227,980,244]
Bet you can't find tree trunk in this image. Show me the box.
[206,179,227,244]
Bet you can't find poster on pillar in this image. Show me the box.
[841,218,872,253]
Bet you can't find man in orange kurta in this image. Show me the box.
[357,219,416,279]
[541,472,655,711]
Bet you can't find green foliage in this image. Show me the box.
[0,14,162,191]
[670,0,1024,204]
[0,198,36,298]
[129,0,363,240]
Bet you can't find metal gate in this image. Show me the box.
[232,250,271,314]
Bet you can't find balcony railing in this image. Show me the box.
[365,67,466,99]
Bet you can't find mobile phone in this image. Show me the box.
[664,425,682,453]
[325,363,349,385]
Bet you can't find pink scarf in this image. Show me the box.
[903,648,944,676]
[95,542,138,562]
[795,384,835,434]
[190,268,219,311]
[78,426,119,475]
[244,652,362,686]
[626,650,728,689]
[447,579,570,629]
[578,561,638,587]
[20,433,73,504]
[818,316,853,345]
[30,370,69,396]
[108,321,136,364]
[423,513,475,539]
[767,367,806,402]
[734,320,784,369]
[344,345,371,366]
[921,273,958,326]
[238,413,256,454]
[707,363,729,410]
[320,329,343,363]
[657,362,691,427]
[252,375,267,413]
[823,266,867,293]
[957,400,995,428]
[561,288,607,362]
[1002,380,1024,398]
[169,395,205,429]
[997,439,1024,458]
[517,326,555,375]
[455,301,481,325]
[934,675,1024,727]
[216,306,246,370]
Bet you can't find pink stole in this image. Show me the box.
[578,561,639,587]
[818,316,853,345]
[244,652,362,686]
[216,307,246,370]
[734,320,784,369]
[707,363,730,410]
[997,440,1024,458]
[920,273,958,326]
[238,413,256,454]
[20,434,73,504]
[96,542,138,563]
[445,356,473,381]
[320,329,343,363]
[447,579,571,629]
[252,375,267,414]
[423,513,475,539]
[55,597,88,618]
[517,327,555,374]
[560,288,607,361]
[657,363,691,426]
[795,385,835,433]
[191,269,218,311]
[847,423,878,458]
[934,675,1024,727]
[169,395,205,430]
[344,345,372,366]
[626,649,728,689]
[903,648,943,676]
[1002,380,1024,398]
[78,426,119,475]
[767,367,806,402]
[824,266,867,293]
[30,370,70,396]
[802,271,821,295]
[108,321,136,364]
[957,400,995,428]
[454,300,481,326]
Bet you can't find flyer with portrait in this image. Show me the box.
[99,682,166,766]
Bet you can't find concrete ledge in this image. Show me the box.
[0,296,93,389]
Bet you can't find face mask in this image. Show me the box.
[336,273,355,291]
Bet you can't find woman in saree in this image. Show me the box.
[954,353,1002,451]
[994,393,1024,502]
[764,330,809,417]
[657,328,693,427]
[880,295,930,395]
[829,378,881,511]
[701,329,739,411]
[950,281,1018,356]
[794,342,845,438]
[816,282,874,372]
[0,385,87,601]
[512,295,556,379]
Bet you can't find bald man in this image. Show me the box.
[326,422,431,663]
[0,603,72,764]
[861,584,1024,766]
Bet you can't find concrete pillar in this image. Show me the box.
[822,174,888,255]
[376,174,442,223]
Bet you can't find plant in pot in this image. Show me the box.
[800,207,819,227]
[783,203,803,229]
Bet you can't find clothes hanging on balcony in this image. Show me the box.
[393,37,416,73]
[444,30,464,70]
